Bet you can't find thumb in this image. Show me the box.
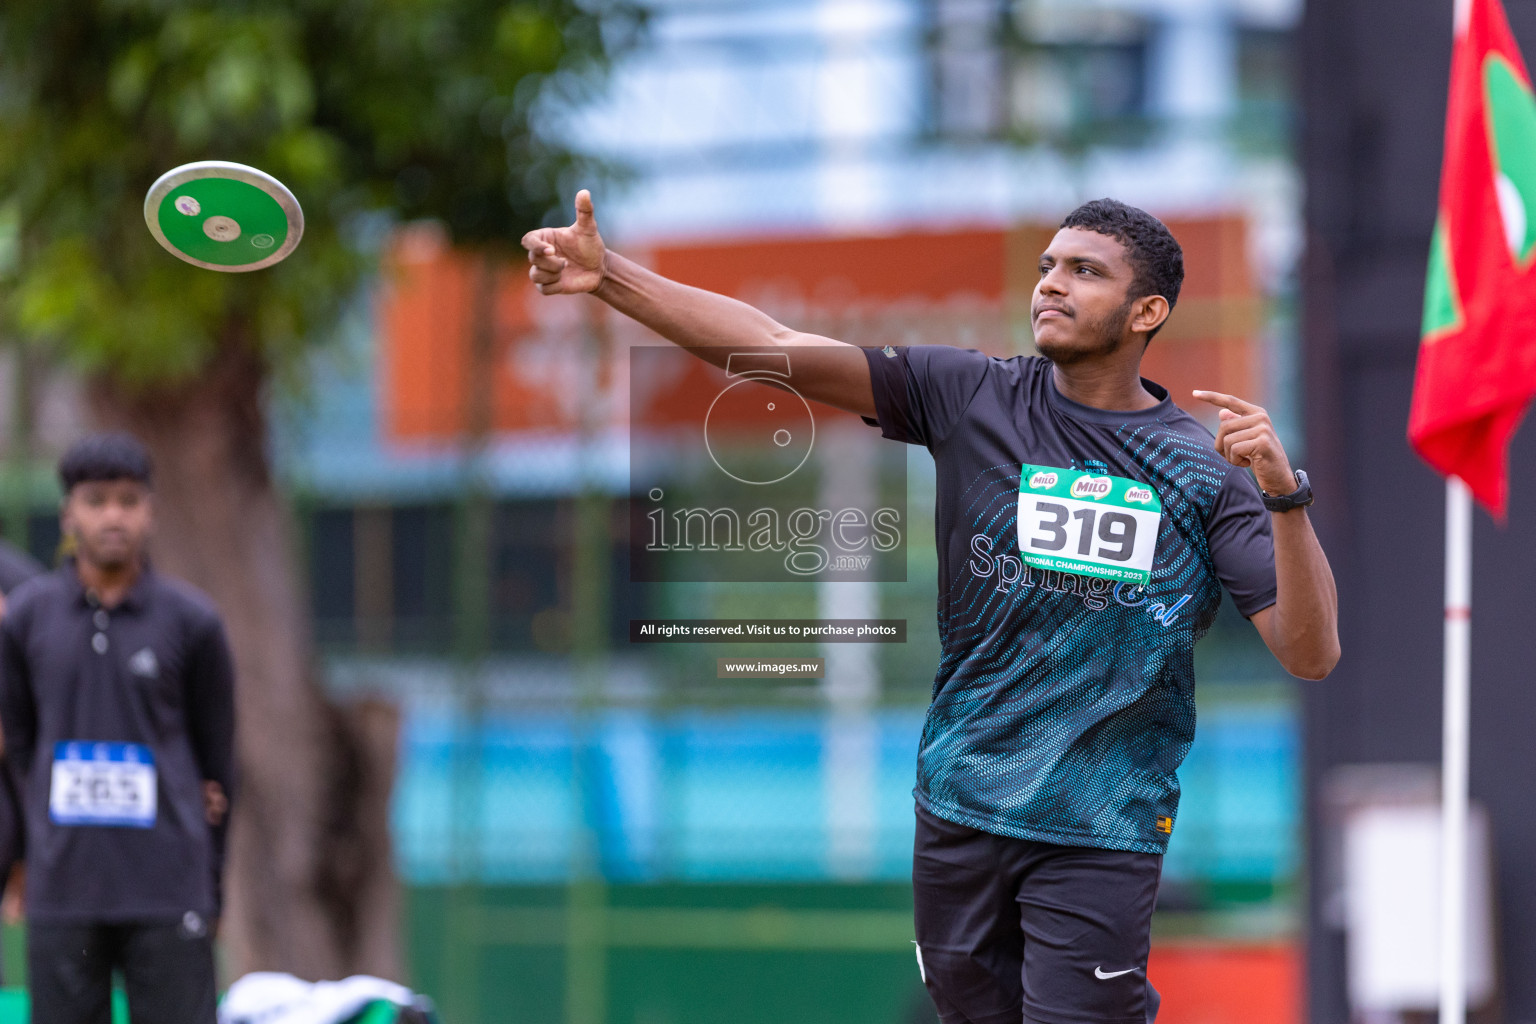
[1219,409,1238,422]
[574,189,597,231]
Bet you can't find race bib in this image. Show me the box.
[1018,465,1162,584]
[49,742,157,828]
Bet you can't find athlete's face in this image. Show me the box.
[1031,228,1164,366]
[62,479,153,572]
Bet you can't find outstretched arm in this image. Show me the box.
[1195,389,1340,681]
[521,190,875,419]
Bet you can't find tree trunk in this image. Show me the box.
[89,337,401,982]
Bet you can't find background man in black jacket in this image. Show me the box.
[0,433,235,1024]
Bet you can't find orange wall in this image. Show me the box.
[653,227,1010,305]
[379,217,1265,442]
[380,235,546,441]
[1149,942,1300,1024]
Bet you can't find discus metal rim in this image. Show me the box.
[143,160,304,273]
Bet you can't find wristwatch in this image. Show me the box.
[1261,469,1313,512]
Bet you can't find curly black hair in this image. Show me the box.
[1060,199,1184,341]
[58,432,153,493]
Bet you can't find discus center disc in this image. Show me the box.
[203,216,241,242]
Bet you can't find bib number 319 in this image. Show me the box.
[1018,465,1161,584]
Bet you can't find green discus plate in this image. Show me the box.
[144,161,304,272]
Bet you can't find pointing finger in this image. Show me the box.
[1192,389,1259,415]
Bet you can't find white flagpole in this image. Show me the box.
[1440,476,1473,1024]
[1440,5,1474,1021]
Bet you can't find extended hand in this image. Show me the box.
[521,189,607,295]
[1193,390,1296,495]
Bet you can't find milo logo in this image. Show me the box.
[1028,471,1058,490]
[1125,486,1155,505]
[1070,476,1112,500]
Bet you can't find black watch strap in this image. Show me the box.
[1261,469,1313,512]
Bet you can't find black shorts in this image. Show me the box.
[28,917,218,1024]
[912,803,1162,1024]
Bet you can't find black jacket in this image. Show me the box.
[0,563,235,923]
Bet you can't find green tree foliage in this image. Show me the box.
[0,0,639,979]
[0,0,638,383]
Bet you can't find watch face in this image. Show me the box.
[703,376,816,485]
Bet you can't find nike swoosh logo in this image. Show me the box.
[1094,966,1139,980]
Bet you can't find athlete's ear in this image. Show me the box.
[1131,295,1170,338]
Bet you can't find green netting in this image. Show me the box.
[0,988,129,1021]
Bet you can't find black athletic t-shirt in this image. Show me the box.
[0,564,235,923]
[864,346,1276,854]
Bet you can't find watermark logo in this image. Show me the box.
[641,488,901,576]
[703,353,815,486]
[631,347,906,583]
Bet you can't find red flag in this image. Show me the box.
[1410,0,1536,516]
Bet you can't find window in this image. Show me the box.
[924,0,1151,144]
[304,499,643,656]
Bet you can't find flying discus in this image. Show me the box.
[143,161,304,272]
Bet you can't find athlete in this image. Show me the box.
[522,192,1339,1024]
[0,433,235,1024]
